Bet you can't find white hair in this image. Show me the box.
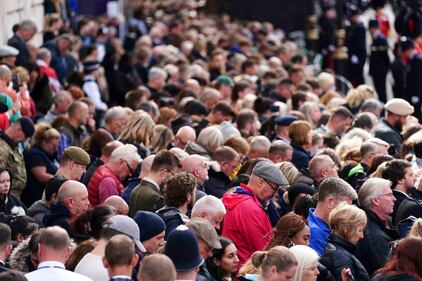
[191,195,226,217]
[289,245,319,281]
[249,136,271,152]
[358,178,391,209]
[110,144,141,163]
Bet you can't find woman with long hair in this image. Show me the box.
[206,237,239,281]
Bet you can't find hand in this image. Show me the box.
[341,268,354,281]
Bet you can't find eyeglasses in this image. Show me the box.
[263,179,280,192]
[124,160,135,175]
[378,192,394,198]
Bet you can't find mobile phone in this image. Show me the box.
[11,74,20,92]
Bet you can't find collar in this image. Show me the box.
[0,130,17,149]
[329,233,356,253]
[111,275,132,280]
[143,177,160,190]
[37,261,65,269]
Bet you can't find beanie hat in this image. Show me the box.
[134,211,166,242]
[165,225,203,271]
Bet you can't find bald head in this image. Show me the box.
[58,180,90,218]
[182,154,209,184]
[174,126,196,149]
[140,155,155,178]
[103,195,129,215]
[138,254,176,281]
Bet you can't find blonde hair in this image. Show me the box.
[345,86,376,109]
[119,110,155,146]
[150,125,174,153]
[289,245,319,281]
[289,121,311,145]
[277,162,300,185]
[224,135,250,156]
[329,204,367,242]
[409,218,422,238]
[32,123,60,147]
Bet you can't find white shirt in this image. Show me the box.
[82,75,108,111]
[75,253,109,281]
[25,261,93,281]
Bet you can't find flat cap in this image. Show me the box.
[252,160,289,187]
[63,146,91,166]
[275,115,298,126]
[186,218,222,249]
[0,45,19,57]
[385,98,414,116]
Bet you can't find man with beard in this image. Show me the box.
[373,99,414,157]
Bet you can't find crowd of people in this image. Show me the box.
[0,0,422,280]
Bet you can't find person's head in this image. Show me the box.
[409,218,422,237]
[149,150,181,184]
[358,178,395,221]
[15,20,37,42]
[268,141,293,163]
[266,213,310,250]
[67,101,89,127]
[329,203,367,245]
[9,216,38,243]
[104,106,128,136]
[206,237,239,279]
[53,90,73,114]
[316,177,357,221]
[289,245,319,281]
[82,128,114,157]
[103,234,138,275]
[119,110,155,146]
[352,112,378,131]
[89,205,116,240]
[59,146,90,180]
[0,168,11,196]
[236,108,259,137]
[248,160,289,201]
[163,173,196,209]
[124,88,151,110]
[308,155,339,182]
[103,195,128,215]
[382,159,414,193]
[256,246,298,281]
[186,218,222,259]
[108,144,141,180]
[6,117,35,143]
[191,195,226,230]
[165,225,203,278]
[0,223,12,260]
[0,270,27,281]
[138,254,177,281]
[360,138,389,166]
[326,106,354,135]
[37,226,72,263]
[289,121,312,146]
[182,154,209,184]
[65,239,96,271]
[134,211,166,254]
[58,180,90,218]
[148,67,167,90]
[378,236,422,279]
[213,146,240,178]
[384,98,414,132]
[197,126,224,156]
[31,123,60,155]
[248,135,271,159]
[174,126,196,149]
[300,101,322,128]
[223,136,250,160]
[359,98,383,118]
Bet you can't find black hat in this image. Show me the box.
[18,117,34,138]
[347,4,360,17]
[368,18,379,29]
[400,36,415,52]
[165,225,203,272]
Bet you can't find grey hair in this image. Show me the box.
[37,48,52,61]
[148,67,167,81]
[358,178,391,209]
[249,135,271,152]
[104,106,126,124]
[110,144,142,164]
[19,20,37,31]
[197,126,224,155]
[191,195,226,217]
[0,65,12,80]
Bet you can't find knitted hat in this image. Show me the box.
[165,225,203,272]
[134,211,166,242]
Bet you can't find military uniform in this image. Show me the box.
[0,131,26,198]
[369,31,390,103]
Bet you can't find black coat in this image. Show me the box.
[204,168,231,199]
[371,272,418,281]
[373,119,403,158]
[392,190,409,226]
[404,52,422,119]
[291,141,312,170]
[356,210,398,276]
[320,234,370,281]
[369,32,390,77]
[7,34,31,66]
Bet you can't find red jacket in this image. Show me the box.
[87,165,123,207]
[222,183,272,267]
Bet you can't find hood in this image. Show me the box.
[8,237,35,273]
[27,200,49,217]
[43,201,71,226]
[222,186,253,210]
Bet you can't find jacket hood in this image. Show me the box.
[8,237,35,273]
[26,200,49,217]
[222,185,255,210]
[43,201,71,226]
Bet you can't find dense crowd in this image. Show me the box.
[0,0,422,281]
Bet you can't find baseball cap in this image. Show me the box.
[106,215,146,252]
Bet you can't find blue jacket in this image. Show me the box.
[308,208,331,256]
[291,141,312,170]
